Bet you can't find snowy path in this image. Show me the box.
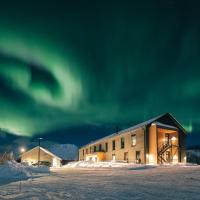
[0,166,200,200]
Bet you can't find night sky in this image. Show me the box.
[0,0,200,151]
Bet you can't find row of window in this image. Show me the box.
[82,134,136,156]
[112,150,141,162]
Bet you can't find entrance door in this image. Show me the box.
[136,151,141,163]
[112,154,116,161]
[124,152,128,162]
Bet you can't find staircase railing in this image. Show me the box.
[158,142,172,164]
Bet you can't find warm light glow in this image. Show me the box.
[146,154,149,158]
[86,155,98,162]
[173,155,178,163]
[149,154,154,164]
[20,147,26,153]
[171,137,176,141]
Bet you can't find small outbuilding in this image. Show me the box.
[21,146,61,167]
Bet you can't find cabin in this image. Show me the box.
[21,146,62,167]
[79,113,186,164]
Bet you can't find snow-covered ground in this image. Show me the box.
[0,163,199,200]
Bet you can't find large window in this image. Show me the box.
[99,144,102,151]
[94,146,96,152]
[131,134,136,146]
[105,142,108,152]
[112,140,115,150]
[83,149,84,156]
[121,137,125,149]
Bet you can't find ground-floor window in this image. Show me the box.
[86,155,98,162]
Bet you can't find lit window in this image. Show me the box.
[131,134,136,146]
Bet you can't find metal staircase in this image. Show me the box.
[158,142,172,164]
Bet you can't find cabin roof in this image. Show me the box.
[22,146,62,160]
[80,113,186,148]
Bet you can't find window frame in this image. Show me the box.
[105,142,108,152]
[112,140,116,151]
[121,137,125,149]
[131,134,137,146]
[99,144,102,151]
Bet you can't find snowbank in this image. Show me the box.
[61,161,197,170]
[0,161,30,181]
[62,161,156,169]
[0,161,49,184]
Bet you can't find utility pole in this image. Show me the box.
[37,138,43,167]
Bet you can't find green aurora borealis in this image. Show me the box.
[0,1,199,138]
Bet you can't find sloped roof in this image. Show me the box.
[22,146,62,160]
[153,122,178,130]
[81,113,186,148]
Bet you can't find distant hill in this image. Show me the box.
[187,149,200,165]
[48,144,78,161]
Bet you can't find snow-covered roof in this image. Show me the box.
[22,146,62,160]
[81,113,186,148]
[153,122,178,130]
[48,144,78,160]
